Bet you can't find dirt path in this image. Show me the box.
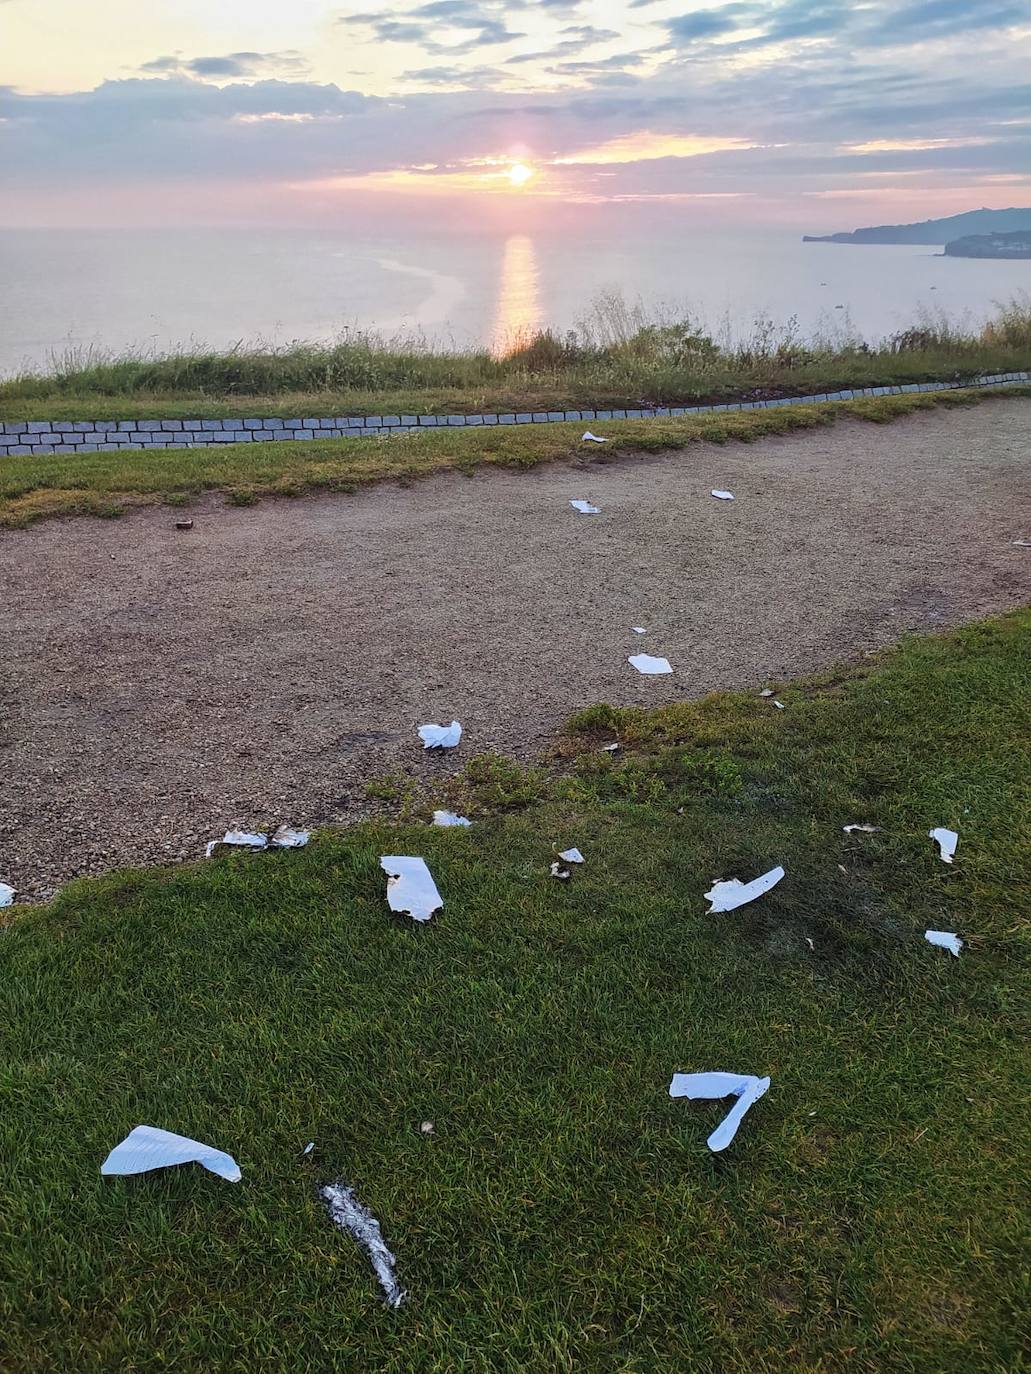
[2,400,1029,899]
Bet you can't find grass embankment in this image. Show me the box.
[3,384,1028,528]
[2,293,1029,421]
[1,612,1029,1372]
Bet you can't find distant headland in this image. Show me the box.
[803,207,1031,246]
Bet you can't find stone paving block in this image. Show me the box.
[265,418,286,429]
[401,416,418,426]
[547,411,564,421]
[466,415,483,425]
[27,422,53,433]
[446,416,465,426]
[515,413,533,423]
[160,419,183,431]
[532,412,549,422]
[481,414,498,424]
[498,414,516,424]
[52,421,76,433]
[7,445,31,455]
[419,415,438,425]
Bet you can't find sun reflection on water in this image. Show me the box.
[491,235,541,356]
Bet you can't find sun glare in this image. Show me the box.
[508,162,534,187]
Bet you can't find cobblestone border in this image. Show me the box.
[1,372,1027,457]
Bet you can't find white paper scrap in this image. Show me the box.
[629,653,672,675]
[558,848,584,864]
[668,1072,771,1152]
[705,865,785,913]
[380,855,442,922]
[631,627,647,634]
[418,720,462,749]
[772,700,785,710]
[0,881,15,907]
[206,829,268,857]
[925,929,963,957]
[929,826,958,863]
[549,862,571,880]
[570,499,600,514]
[101,1125,241,1182]
[759,689,774,697]
[303,1141,315,1155]
[711,489,734,501]
[843,824,880,834]
[433,809,471,827]
[581,431,608,443]
[320,1181,406,1309]
[600,742,620,752]
[1012,539,1031,547]
[270,825,309,848]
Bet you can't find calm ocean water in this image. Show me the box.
[1,225,1028,377]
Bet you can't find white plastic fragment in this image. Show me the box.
[600,742,620,752]
[631,627,647,634]
[303,1141,315,1155]
[843,824,880,834]
[570,499,600,514]
[759,689,774,697]
[418,720,462,749]
[0,881,15,907]
[711,489,734,500]
[581,431,608,443]
[558,848,584,864]
[319,1181,406,1308]
[772,700,785,710]
[668,1072,771,1152]
[420,1120,435,1135]
[205,828,268,857]
[101,1125,241,1182]
[929,826,958,863]
[629,653,672,675]
[1012,539,1031,547]
[270,825,309,848]
[432,809,471,827]
[380,855,443,922]
[549,862,571,880]
[925,929,963,957]
[705,865,785,913]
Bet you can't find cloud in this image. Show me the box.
[339,4,525,54]
[140,51,310,80]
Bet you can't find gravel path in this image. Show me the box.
[2,400,1029,900]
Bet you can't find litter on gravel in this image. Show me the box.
[320,1181,406,1309]
[570,499,600,514]
[101,1125,241,1182]
[205,826,308,857]
[711,490,735,501]
[433,809,471,827]
[581,432,608,443]
[380,855,443,922]
[669,1071,771,1152]
[631,626,647,634]
[843,824,881,833]
[629,653,672,675]
[929,826,958,863]
[269,825,310,848]
[0,881,15,907]
[558,847,584,864]
[705,865,785,913]
[418,720,462,749]
[925,930,963,957]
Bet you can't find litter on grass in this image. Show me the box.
[772,700,785,710]
[711,490,734,501]
[0,881,15,907]
[270,825,310,848]
[629,653,672,675]
[759,689,774,697]
[925,929,963,957]
[303,1141,315,1155]
[101,1125,241,1182]
[558,847,584,864]
[380,855,443,922]
[582,431,608,443]
[319,1181,406,1309]
[570,499,600,514]
[433,809,471,827]
[930,826,958,863]
[843,824,881,834]
[550,862,571,880]
[420,1120,435,1135]
[418,720,462,749]
[705,865,785,913]
[601,742,620,752]
[669,1072,771,1152]
[205,826,308,857]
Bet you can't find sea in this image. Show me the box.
[1,224,1028,377]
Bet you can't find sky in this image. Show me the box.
[1,0,1029,229]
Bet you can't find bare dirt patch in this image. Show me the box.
[2,401,1029,899]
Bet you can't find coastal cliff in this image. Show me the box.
[943,231,1031,259]
[804,207,1031,245]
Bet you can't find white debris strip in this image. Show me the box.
[432,809,471,827]
[558,847,584,864]
[303,1141,316,1155]
[669,1072,771,1152]
[629,653,672,675]
[205,829,269,858]
[925,930,963,957]
[705,865,785,913]
[418,720,462,749]
[581,431,609,443]
[0,881,15,907]
[631,627,647,634]
[319,1181,406,1309]
[711,489,734,501]
[101,1125,241,1182]
[270,825,310,848]
[1012,539,1031,547]
[772,700,785,710]
[380,855,443,922]
[759,689,774,697]
[843,824,880,834]
[549,862,571,880]
[570,499,600,514]
[929,826,958,863]
[600,742,620,753]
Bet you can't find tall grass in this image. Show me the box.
[2,291,1029,407]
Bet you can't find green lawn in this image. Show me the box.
[2,385,1026,527]
[1,612,1028,1372]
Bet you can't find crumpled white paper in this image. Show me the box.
[270,825,309,848]
[759,688,774,697]
[705,865,785,913]
[772,700,785,710]
[418,720,462,749]
[0,881,15,907]
[669,1071,771,1152]
[929,826,958,863]
[711,489,734,500]
[843,824,880,834]
[582,431,608,443]
[558,847,584,864]
[549,861,571,880]
[570,499,600,514]
[433,809,471,827]
[101,1125,241,1181]
[629,653,672,675]
[205,829,268,858]
[320,1181,406,1308]
[631,626,647,634]
[925,929,963,957]
[380,855,442,922]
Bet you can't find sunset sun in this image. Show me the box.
[507,162,534,187]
